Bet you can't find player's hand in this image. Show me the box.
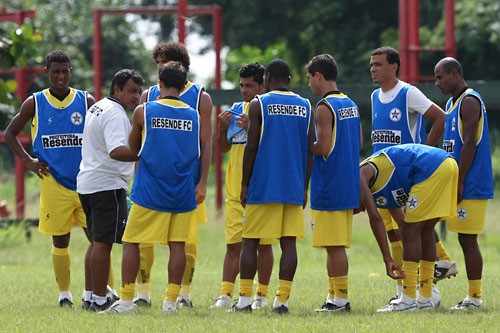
[240,185,248,208]
[195,182,206,204]
[384,259,404,280]
[218,111,233,132]
[236,114,249,131]
[27,158,49,178]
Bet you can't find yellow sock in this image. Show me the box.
[333,275,348,300]
[136,243,154,285]
[120,282,135,301]
[181,243,197,294]
[276,279,292,304]
[107,253,114,290]
[239,279,254,298]
[166,283,182,303]
[402,261,419,299]
[256,283,269,298]
[328,277,335,299]
[435,241,452,261]
[418,260,435,298]
[391,241,403,287]
[52,246,70,292]
[220,281,235,297]
[469,279,482,299]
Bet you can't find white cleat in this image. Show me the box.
[210,295,232,309]
[434,260,458,283]
[251,296,268,310]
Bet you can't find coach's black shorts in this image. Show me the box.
[79,189,128,244]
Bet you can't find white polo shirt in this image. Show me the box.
[77,97,134,194]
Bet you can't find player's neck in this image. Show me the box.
[380,78,398,92]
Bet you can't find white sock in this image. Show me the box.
[178,292,190,300]
[119,299,133,306]
[94,295,107,306]
[397,285,403,298]
[401,293,415,304]
[237,296,252,308]
[137,291,151,301]
[416,294,430,304]
[83,291,93,302]
[59,291,72,302]
[273,297,288,308]
[333,296,349,306]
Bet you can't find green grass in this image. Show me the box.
[1,199,500,332]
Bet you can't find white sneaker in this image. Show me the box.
[376,298,417,313]
[417,284,441,309]
[210,295,232,309]
[434,260,458,283]
[251,296,268,310]
[176,296,193,308]
[417,300,436,311]
[450,297,484,311]
[100,300,136,314]
[106,285,120,304]
[163,300,179,314]
[375,296,399,312]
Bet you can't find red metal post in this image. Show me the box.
[178,0,187,44]
[444,0,457,58]
[407,0,420,83]
[93,10,103,101]
[398,0,408,81]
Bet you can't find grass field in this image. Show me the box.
[0,177,500,332]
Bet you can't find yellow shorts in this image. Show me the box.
[378,208,399,231]
[38,174,85,236]
[196,201,208,224]
[311,209,352,247]
[445,199,488,234]
[243,203,304,239]
[405,158,458,222]
[124,203,194,244]
[225,199,277,245]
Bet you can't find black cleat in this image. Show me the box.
[272,305,289,314]
[59,298,74,308]
[88,298,112,312]
[227,304,252,313]
[315,301,351,313]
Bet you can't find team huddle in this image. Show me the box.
[3,43,493,315]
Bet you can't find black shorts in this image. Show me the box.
[79,189,128,244]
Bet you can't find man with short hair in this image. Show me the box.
[212,62,274,310]
[103,61,200,314]
[306,53,360,313]
[434,57,494,310]
[77,69,144,311]
[4,50,95,307]
[230,59,314,314]
[134,42,212,308]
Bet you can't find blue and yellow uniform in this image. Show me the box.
[125,97,200,245]
[244,90,311,240]
[311,92,360,247]
[442,88,493,234]
[361,144,458,222]
[33,88,89,235]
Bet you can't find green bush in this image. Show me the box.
[491,128,500,190]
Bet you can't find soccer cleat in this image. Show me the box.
[272,305,289,314]
[251,296,268,310]
[315,301,351,313]
[59,298,74,308]
[434,260,458,284]
[416,284,441,309]
[210,295,232,309]
[81,300,92,310]
[106,286,120,304]
[227,304,252,313]
[88,298,112,312]
[176,296,193,308]
[376,298,417,313]
[133,297,152,307]
[100,300,137,314]
[450,298,484,311]
[375,296,399,312]
[163,300,179,314]
[417,300,436,311]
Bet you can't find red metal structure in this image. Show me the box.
[92,5,225,208]
[0,7,44,218]
[398,0,456,83]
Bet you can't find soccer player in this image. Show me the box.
[369,47,456,309]
[212,62,275,309]
[103,61,200,314]
[434,57,494,310]
[230,59,314,314]
[77,69,144,311]
[4,50,95,307]
[359,144,458,312]
[135,41,213,308]
[306,54,360,313]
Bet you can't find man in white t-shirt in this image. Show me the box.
[77,69,144,312]
[369,46,456,312]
